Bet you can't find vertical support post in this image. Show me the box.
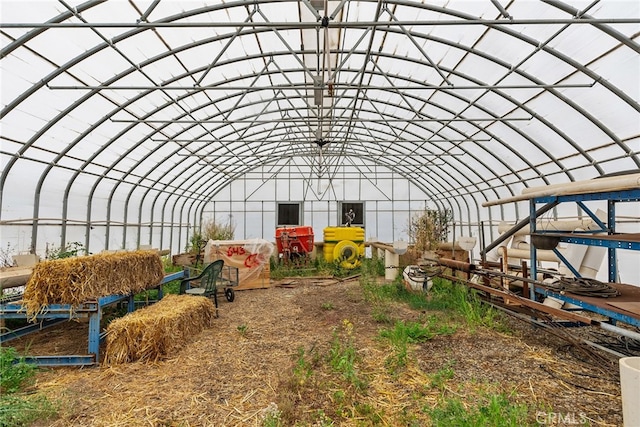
[128,295,135,312]
[529,199,537,300]
[88,310,101,359]
[608,199,617,283]
[521,260,529,298]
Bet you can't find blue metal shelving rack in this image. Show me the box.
[0,270,185,366]
[528,188,640,327]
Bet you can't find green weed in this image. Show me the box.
[0,347,58,426]
[328,320,367,390]
[292,347,313,386]
[426,393,531,427]
[0,347,36,394]
[0,393,58,427]
[430,361,456,391]
[379,318,455,374]
[261,402,283,427]
[321,302,335,311]
[45,241,86,259]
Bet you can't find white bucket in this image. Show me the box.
[542,296,564,309]
[620,357,640,427]
[402,265,433,292]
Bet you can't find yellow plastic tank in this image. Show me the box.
[323,226,365,269]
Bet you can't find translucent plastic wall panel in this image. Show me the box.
[1,225,32,255]
[569,85,640,142]
[550,24,619,67]
[456,54,509,86]
[473,90,522,117]
[519,49,576,83]
[474,30,537,73]
[0,51,55,99]
[106,183,135,224]
[123,226,140,250]
[39,225,67,255]
[599,157,639,176]
[243,201,265,239]
[65,224,89,249]
[2,160,46,219]
[373,203,394,242]
[115,30,170,65]
[310,200,331,232]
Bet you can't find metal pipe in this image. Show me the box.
[112,117,532,123]
[48,83,594,90]
[3,18,638,29]
[437,257,475,272]
[152,138,490,143]
[487,302,631,359]
[480,200,559,258]
[597,321,640,343]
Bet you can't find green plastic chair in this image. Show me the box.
[181,259,224,317]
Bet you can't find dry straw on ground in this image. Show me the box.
[104,294,216,364]
[23,250,165,320]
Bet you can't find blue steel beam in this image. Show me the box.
[535,287,640,328]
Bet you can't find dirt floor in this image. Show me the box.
[8,277,625,426]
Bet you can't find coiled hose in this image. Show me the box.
[546,277,620,298]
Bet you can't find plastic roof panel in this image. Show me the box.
[0,0,638,256]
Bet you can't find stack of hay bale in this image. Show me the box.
[23,250,165,320]
[104,294,216,364]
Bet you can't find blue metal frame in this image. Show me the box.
[534,286,640,328]
[0,271,186,366]
[530,189,640,284]
[529,188,640,327]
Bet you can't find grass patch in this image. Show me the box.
[426,392,532,427]
[0,347,58,426]
[379,318,456,374]
[363,276,508,332]
[328,320,367,391]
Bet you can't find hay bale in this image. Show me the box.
[104,294,215,364]
[23,250,164,319]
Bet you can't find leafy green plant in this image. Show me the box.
[45,241,86,259]
[430,362,456,391]
[328,320,367,390]
[321,302,334,311]
[237,324,248,336]
[0,347,36,394]
[0,347,57,426]
[0,393,58,427]
[379,318,454,374]
[292,347,313,386]
[426,393,531,427]
[313,409,335,426]
[427,280,507,332]
[371,306,392,324]
[360,257,385,278]
[202,217,235,241]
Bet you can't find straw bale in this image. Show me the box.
[23,250,164,319]
[104,294,215,364]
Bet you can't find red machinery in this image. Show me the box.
[275,226,314,263]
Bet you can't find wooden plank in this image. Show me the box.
[0,267,32,289]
